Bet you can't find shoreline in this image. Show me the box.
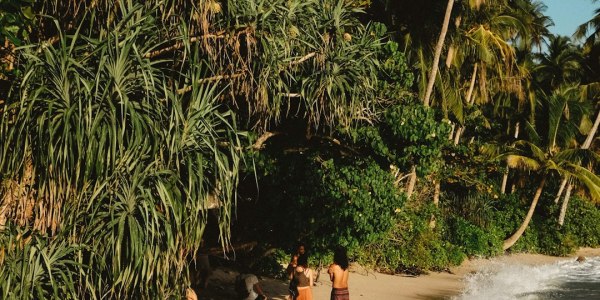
[199,248,600,300]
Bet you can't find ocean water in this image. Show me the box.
[455,256,600,300]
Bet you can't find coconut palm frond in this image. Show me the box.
[574,7,600,46]
[512,139,546,161]
[565,163,600,202]
[555,148,600,168]
[506,154,541,170]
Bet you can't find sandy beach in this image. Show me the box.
[198,248,600,300]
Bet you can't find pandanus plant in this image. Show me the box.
[0,3,243,298]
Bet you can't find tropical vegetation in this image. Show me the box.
[0,0,599,298]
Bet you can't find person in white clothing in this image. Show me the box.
[237,273,268,300]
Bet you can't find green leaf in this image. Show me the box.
[21,6,34,20]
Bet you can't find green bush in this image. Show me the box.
[351,103,451,177]
[446,217,502,257]
[258,153,405,254]
[563,196,600,247]
[355,206,465,274]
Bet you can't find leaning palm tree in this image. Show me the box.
[503,141,600,250]
[501,86,598,250]
[556,84,600,225]
[423,0,455,107]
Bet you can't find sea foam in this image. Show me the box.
[454,256,600,300]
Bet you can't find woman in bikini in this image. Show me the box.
[327,247,349,300]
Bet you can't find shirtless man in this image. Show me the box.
[327,247,350,300]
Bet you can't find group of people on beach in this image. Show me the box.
[285,243,350,300]
[192,242,351,300]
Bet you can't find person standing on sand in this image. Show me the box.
[291,254,314,300]
[328,247,350,300]
[287,242,307,299]
[287,242,306,276]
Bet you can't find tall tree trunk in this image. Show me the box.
[454,64,478,144]
[556,109,599,223]
[558,181,573,226]
[554,178,568,204]
[583,109,600,149]
[500,172,509,194]
[453,127,463,145]
[406,165,417,198]
[465,63,478,105]
[505,122,520,194]
[503,176,547,250]
[429,179,441,228]
[423,0,455,107]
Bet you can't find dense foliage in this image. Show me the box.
[351,103,451,176]
[254,150,404,253]
[1,0,600,298]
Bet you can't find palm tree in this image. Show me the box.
[557,85,600,225]
[423,0,455,107]
[534,35,584,90]
[575,0,600,48]
[501,86,598,250]
[503,140,600,250]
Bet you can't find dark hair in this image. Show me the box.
[295,242,306,251]
[333,247,349,270]
[297,253,309,268]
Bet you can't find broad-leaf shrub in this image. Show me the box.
[356,204,465,274]
[564,196,600,247]
[446,217,502,257]
[257,152,404,254]
[351,104,451,176]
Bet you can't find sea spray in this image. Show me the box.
[455,257,600,300]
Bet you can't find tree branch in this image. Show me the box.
[280,93,301,98]
[289,52,316,66]
[144,31,227,58]
[252,131,281,150]
[176,73,245,94]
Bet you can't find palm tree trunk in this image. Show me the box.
[466,63,478,105]
[554,178,568,204]
[406,165,417,198]
[453,127,463,145]
[556,109,599,222]
[500,122,521,194]
[503,175,547,250]
[507,122,520,194]
[501,171,509,194]
[430,179,441,228]
[558,181,573,226]
[583,109,600,149]
[454,64,478,145]
[423,0,455,107]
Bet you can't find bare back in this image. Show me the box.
[328,264,349,289]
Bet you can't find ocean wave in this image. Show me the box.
[454,256,600,300]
